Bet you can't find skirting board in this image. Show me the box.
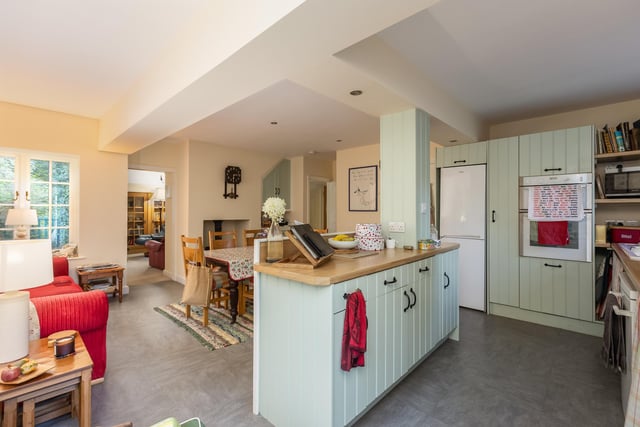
[489,303,604,337]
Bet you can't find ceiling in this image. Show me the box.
[2,0,640,157]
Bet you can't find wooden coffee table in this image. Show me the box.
[0,335,93,427]
[77,265,125,302]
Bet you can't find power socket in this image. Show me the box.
[388,222,405,232]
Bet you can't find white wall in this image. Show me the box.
[490,99,640,138]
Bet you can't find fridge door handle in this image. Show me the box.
[441,234,483,239]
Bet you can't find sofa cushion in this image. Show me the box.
[52,256,70,277]
[27,280,83,298]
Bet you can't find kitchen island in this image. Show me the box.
[252,242,459,427]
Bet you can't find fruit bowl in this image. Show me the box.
[328,238,359,249]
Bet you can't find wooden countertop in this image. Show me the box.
[613,243,640,291]
[253,242,459,286]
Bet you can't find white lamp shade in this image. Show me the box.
[0,239,52,363]
[5,208,38,226]
[0,239,53,292]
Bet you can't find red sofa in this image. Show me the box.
[26,257,109,380]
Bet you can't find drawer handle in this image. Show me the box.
[410,288,417,308]
[403,290,411,312]
[453,160,467,164]
[543,168,562,172]
[384,277,397,286]
[444,272,450,289]
[418,266,430,273]
[544,263,562,268]
[492,210,496,223]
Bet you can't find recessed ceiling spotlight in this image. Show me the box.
[349,90,363,96]
[308,150,316,155]
[448,139,458,143]
[336,139,343,143]
[270,121,278,125]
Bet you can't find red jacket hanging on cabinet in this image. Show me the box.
[341,289,367,371]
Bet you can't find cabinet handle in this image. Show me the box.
[384,277,397,286]
[544,263,562,268]
[492,210,496,223]
[453,160,467,164]
[543,168,562,172]
[403,290,411,312]
[410,288,417,308]
[444,272,450,289]
[418,266,430,273]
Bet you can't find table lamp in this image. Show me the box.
[0,239,53,363]
[5,208,38,239]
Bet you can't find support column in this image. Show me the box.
[380,109,430,247]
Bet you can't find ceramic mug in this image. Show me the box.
[386,239,396,249]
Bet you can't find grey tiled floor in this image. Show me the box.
[44,279,623,426]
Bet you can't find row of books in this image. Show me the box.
[596,121,640,154]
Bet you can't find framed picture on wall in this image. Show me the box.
[349,165,378,211]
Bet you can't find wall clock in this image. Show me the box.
[224,166,241,199]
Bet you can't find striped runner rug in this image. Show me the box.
[154,302,253,350]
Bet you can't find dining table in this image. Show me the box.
[204,246,255,323]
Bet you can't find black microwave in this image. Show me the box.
[604,165,640,197]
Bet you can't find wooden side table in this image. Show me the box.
[77,265,125,302]
[0,335,93,427]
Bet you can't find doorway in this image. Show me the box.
[127,169,167,284]
[307,177,334,232]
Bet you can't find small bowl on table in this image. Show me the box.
[328,238,359,250]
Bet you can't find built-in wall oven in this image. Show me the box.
[519,173,593,262]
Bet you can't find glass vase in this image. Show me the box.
[266,220,284,263]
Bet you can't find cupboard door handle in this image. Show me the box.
[403,290,411,312]
[492,210,496,223]
[418,266,430,273]
[544,263,562,268]
[453,160,467,164]
[384,277,397,286]
[543,168,562,172]
[410,288,417,308]
[444,272,450,289]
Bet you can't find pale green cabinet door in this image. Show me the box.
[262,159,291,206]
[436,141,488,168]
[441,250,459,336]
[430,254,444,346]
[430,251,459,344]
[332,272,381,426]
[519,126,593,176]
[519,257,594,321]
[487,137,520,307]
[414,258,433,359]
[372,267,405,393]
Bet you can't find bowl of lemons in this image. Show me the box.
[328,234,359,249]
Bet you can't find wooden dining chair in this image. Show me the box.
[242,228,265,247]
[180,235,230,325]
[208,230,237,249]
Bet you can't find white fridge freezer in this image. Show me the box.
[439,164,486,311]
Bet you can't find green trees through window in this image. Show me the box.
[0,151,76,248]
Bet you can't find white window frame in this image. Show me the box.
[0,147,79,247]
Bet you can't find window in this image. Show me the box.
[0,148,79,248]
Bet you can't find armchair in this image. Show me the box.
[145,238,165,269]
